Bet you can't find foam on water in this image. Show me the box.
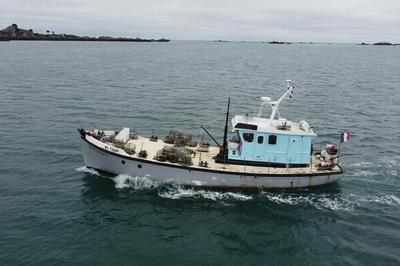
[357,170,376,176]
[158,186,253,201]
[109,173,399,208]
[356,194,400,206]
[346,177,383,184]
[109,174,253,201]
[110,175,253,201]
[76,165,399,210]
[348,161,374,168]
[380,156,400,169]
[76,166,100,176]
[348,156,400,169]
[260,192,400,211]
[113,174,160,190]
[345,156,400,186]
[260,192,355,211]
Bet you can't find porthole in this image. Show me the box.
[121,160,126,164]
[137,164,143,169]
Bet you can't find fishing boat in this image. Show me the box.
[78,80,343,189]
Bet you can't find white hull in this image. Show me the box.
[81,137,342,189]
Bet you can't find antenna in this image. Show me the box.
[257,80,296,125]
[285,80,295,99]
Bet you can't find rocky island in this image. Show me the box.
[0,24,169,42]
[357,42,399,46]
[373,42,398,46]
[268,40,291,44]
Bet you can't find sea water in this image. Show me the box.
[0,41,399,265]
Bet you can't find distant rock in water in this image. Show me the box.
[373,42,395,46]
[268,40,291,44]
[0,24,170,42]
[358,42,369,45]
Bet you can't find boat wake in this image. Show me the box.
[110,174,252,201]
[356,194,400,206]
[110,175,399,209]
[343,156,399,185]
[113,174,160,190]
[76,166,100,176]
[260,192,354,211]
[158,186,253,201]
[76,168,399,210]
[346,155,400,170]
[260,192,400,211]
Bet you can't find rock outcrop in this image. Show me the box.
[373,42,398,46]
[0,24,170,42]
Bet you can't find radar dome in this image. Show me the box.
[261,97,272,102]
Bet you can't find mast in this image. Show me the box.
[257,80,295,126]
[221,97,230,156]
[268,80,295,125]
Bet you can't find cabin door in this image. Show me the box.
[254,134,265,160]
[287,136,299,164]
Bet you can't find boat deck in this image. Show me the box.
[101,135,342,176]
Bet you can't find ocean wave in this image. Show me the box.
[348,161,373,168]
[260,192,400,211]
[379,156,400,169]
[347,156,399,169]
[158,186,253,201]
[113,174,160,190]
[345,156,399,183]
[356,194,400,206]
[83,170,399,209]
[76,166,100,176]
[356,170,377,176]
[110,174,253,201]
[345,177,382,184]
[260,192,354,211]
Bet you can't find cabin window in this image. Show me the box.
[268,135,277,144]
[257,136,264,144]
[243,133,254,142]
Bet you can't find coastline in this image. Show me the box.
[0,24,170,42]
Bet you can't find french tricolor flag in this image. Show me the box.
[340,131,351,143]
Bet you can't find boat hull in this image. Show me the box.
[80,137,342,189]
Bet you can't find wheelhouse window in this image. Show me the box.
[257,136,264,144]
[268,135,277,144]
[243,133,254,142]
[230,131,240,143]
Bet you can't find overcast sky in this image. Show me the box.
[1,0,399,42]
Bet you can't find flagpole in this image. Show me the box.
[337,131,342,164]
